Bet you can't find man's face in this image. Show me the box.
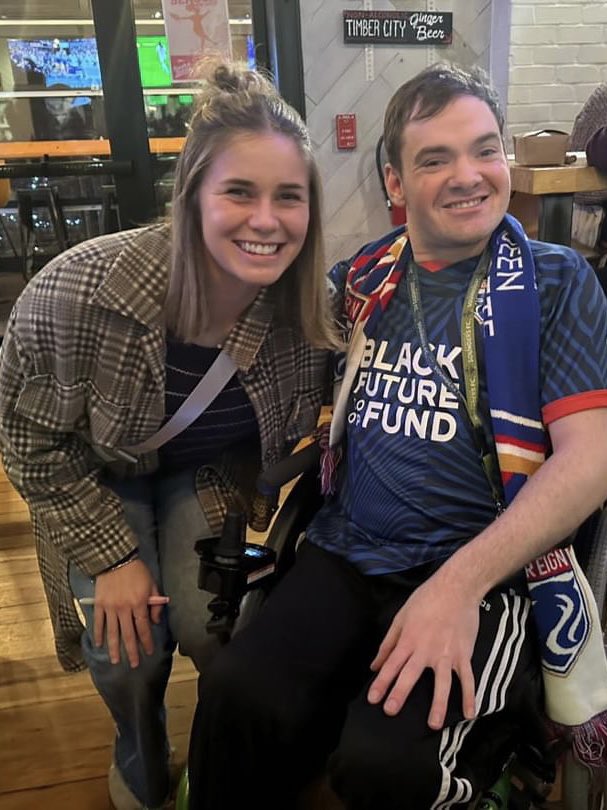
[384,95,511,263]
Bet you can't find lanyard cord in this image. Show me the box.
[406,251,505,515]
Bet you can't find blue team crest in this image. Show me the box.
[527,551,591,675]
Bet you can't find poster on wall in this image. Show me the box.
[160,0,233,82]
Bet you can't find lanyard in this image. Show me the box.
[405,251,505,515]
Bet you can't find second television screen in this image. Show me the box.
[7,36,174,90]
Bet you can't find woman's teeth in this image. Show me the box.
[237,241,279,255]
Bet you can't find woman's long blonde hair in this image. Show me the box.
[164,60,339,349]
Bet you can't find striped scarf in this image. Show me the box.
[324,215,607,768]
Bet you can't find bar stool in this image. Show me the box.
[17,187,69,281]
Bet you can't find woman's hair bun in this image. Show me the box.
[194,58,273,96]
[213,63,243,93]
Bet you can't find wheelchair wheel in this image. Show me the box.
[175,765,189,810]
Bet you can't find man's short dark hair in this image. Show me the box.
[383,63,505,171]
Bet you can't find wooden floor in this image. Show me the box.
[0,463,198,810]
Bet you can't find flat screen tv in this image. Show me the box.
[8,36,176,91]
[136,36,172,88]
[7,38,102,90]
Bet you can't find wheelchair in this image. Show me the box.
[176,443,607,810]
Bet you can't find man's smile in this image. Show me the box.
[443,196,489,210]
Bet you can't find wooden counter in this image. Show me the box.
[0,137,185,160]
[509,153,607,196]
[507,152,607,245]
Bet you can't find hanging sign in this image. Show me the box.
[160,0,233,82]
[343,10,452,45]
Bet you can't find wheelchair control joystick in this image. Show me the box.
[214,510,246,564]
[195,506,277,638]
[196,443,322,638]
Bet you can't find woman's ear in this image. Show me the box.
[384,163,406,208]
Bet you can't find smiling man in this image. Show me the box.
[190,64,607,810]
[385,95,510,263]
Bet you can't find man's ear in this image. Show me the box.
[384,163,406,208]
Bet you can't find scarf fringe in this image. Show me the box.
[548,710,607,769]
[315,423,342,496]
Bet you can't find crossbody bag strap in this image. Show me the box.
[123,350,238,456]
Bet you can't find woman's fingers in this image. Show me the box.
[93,604,105,648]
[133,610,154,657]
[105,611,122,665]
[118,610,141,668]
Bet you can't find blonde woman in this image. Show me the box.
[0,61,337,810]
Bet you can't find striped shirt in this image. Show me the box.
[309,238,607,574]
[159,339,258,471]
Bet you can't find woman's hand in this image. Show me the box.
[367,575,480,730]
[93,559,163,667]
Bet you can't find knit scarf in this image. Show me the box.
[323,214,607,768]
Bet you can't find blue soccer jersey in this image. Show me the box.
[307,240,607,575]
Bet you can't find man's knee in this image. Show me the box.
[329,724,442,809]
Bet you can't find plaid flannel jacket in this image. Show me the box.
[0,224,329,671]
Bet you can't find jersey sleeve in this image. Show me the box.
[538,245,607,424]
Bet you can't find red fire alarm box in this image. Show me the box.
[336,114,357,150]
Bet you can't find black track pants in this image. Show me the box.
[188,543,541,810]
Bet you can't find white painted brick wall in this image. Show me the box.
[534,4,582,24]
[510,25,557,44]
[582,4,607,22]
[507,1,607,143]
[511,6,535,25]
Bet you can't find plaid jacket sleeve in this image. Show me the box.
[0,300,137,578]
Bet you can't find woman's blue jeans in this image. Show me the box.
[69,467,220,808]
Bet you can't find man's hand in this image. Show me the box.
[364,410,607,729]
[93,559,163,668]
[367,575,479,730]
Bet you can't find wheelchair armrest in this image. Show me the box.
[198,452,324,639]
[257,440,322,493]
[250,440,321,531]
[264,465,324,580]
